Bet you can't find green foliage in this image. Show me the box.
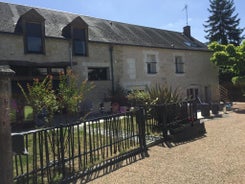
[24,106,34,121]
[127,90,151,106]
[147,84,182,104]
[127,85,182,107]
[58,70,95,114]
[232,76,245,87]
[18,70,95,126]
[208,41,245,82]
[204,0,244,45]
[18,76,59,124]
[210,51,229,65]
[109,84,128,105]
[208,42,226,51]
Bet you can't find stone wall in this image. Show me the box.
[0,34,70,62]
[0,33,219,105]
[113,45,219,102]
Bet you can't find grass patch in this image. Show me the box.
[10,105,34,123]
[24,106,33,121]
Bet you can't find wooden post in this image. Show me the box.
[0,65,15,184]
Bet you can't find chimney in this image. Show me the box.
[183,25,191,38]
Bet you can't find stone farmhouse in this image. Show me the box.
[0,2,219,109]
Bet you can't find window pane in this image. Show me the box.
[73,40,85,55]
[26,23,42,36]
[51,68,64,75]
[187,88,198,99]
[73,29,85,40]
[36,68,47,76]
[175,56,184,73]
[27,37,42,52]
[88,67,109,80]
[176,63,184,73]
[147,54,156,62]
[25,22,43,53]
[147,62,156,74]
[146,54,157,74]
[73,29,86,55]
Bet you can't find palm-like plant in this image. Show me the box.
[148,84,182,104]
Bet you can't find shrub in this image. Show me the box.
[58,70,95,114]
[18,75,59,125]
[127,84,182,108]
[127,90,151,106]
[148,84,182,104]
[108,84,128,106]
[232,76,245,87]
[18,70,95,126]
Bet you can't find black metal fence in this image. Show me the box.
[12,101,205,183]
[144,101,202,143]
[12,110,147,183]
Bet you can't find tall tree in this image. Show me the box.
[204,0,244,46]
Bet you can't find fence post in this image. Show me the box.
[59,126,66,179]
[162,105,169,140]
[0,65,15,184]
[136,108,149,158]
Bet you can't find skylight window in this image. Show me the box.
[184,41,199,48]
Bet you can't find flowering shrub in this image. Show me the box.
[18,75,59,125]
[18,70,95,126]
[58,70,95,114]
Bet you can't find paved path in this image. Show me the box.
[78,103,245,184]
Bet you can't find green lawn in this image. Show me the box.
[10,105,33,122]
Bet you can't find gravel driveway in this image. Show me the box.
[78,102,245,184]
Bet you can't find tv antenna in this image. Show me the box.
[183,4,189,25]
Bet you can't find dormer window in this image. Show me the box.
[73,28,87,56]
[16,9,45,54]
[25,22,44,53]
[62,16,88,57]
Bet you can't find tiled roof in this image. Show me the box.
[0,2,208,51]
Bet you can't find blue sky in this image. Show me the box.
[1,0,245,43]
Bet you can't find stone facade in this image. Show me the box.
[0,33,219,108]
[0,34,69,62]
[0,2,220,110]
[113,45,219,102]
